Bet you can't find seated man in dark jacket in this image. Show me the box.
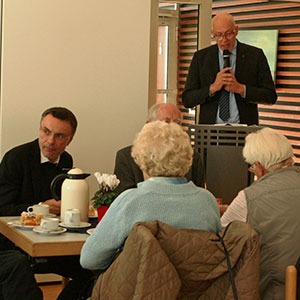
[0,106,77,217]
[0,107,93,300]
[113,103,205,194]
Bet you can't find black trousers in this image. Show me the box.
[0,250,42,300]
[0,234,95,300]
[32,255,95,300]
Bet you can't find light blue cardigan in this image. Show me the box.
[80,178,221,270]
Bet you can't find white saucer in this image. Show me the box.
[86,228,95,235]
[59,222,91,229]
[11,220,38,229]
[33,226,67,235]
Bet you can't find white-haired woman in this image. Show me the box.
[221,127,295,227]
[221,127,300,300]
[81,121,221,271]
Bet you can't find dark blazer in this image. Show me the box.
[0,139,73,216]
[113,145,205,195]
[182,41,277,125]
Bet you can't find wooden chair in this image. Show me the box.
[62,276,70,289]
[285,265,297,300]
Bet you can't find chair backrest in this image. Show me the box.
[91,220,260,300]
[285,265,297,300]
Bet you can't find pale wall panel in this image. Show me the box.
[0,0,151,193]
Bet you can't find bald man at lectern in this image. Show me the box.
[182,12,277,125]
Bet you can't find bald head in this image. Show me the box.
[211,12,238,52]
[212,12,236,30]
[147,103,182,125]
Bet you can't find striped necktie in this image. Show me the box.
[219,89,230,122]
[219,50,231,122]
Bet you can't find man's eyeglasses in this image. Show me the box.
[40,127,71,141]
[213,30,235,40]
[162,118,182,125]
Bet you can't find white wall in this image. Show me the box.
[0,0,151,193]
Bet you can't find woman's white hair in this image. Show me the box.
[243,127,294,170]
[132,120,193,177]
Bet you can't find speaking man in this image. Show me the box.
[182,12,277,125]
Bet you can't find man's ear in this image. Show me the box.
[66,135,74,146]
[256,162,267,178]
[235,25,239,36]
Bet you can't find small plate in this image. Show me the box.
[86,228,95,235]
[59,222,91,229]
[11,220,39,229]
[33,226,67,235]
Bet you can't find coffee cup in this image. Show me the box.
[64,209,81,226]
[27,204,49,216]
[41,217,59,231]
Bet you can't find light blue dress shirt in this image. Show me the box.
[215,41,244,124]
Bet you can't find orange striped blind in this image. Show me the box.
[177,0,300,164]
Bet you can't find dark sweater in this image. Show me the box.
[0,139,72,216]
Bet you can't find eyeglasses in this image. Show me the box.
[40,127,71,141]
[213,30,235,40]
[162,118,182,125]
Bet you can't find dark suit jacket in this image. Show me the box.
[182,41,277,125]
[113,145,205,195]
[0,139,73,216]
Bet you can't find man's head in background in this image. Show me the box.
[147,103,182,125]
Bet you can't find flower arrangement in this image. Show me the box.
[91,172,120,208]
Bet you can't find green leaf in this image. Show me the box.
[92,191,118,208]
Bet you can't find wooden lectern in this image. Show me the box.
[187,124,263,204]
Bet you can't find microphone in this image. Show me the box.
[223,50,230,71]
